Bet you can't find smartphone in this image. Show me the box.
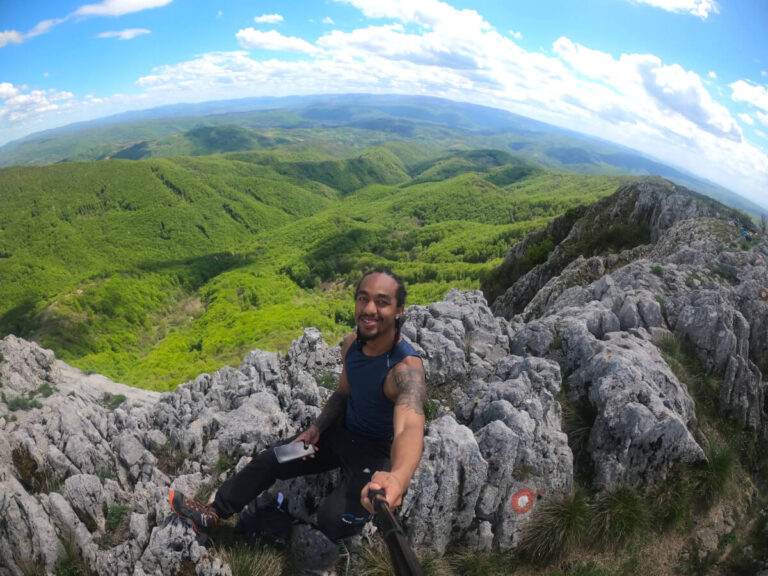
[274,442,315,463]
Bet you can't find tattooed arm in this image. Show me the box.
[362,354,426,513]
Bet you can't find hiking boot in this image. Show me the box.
[169,490,219,534]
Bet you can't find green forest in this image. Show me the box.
[0,141,635,390]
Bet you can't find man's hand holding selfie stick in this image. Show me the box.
[363,480,424,576]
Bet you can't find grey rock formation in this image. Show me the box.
[0,313,570,575]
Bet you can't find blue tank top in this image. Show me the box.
[345,338,420,440]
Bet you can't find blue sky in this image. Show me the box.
[1,0,767,206]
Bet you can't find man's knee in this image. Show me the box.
[316,503,372,542]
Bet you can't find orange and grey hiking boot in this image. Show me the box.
[170,490,219,534]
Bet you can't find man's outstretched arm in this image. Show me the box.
[362,355,426,512]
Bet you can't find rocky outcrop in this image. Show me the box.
[489,177,744,319]
[496,178,768,490]
[0,291,570,574]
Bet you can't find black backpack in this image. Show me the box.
[235,492,294,547]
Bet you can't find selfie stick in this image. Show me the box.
[368,489,424,576]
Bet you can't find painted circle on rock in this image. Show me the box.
[760,288,768,301]
[511,488,545,514]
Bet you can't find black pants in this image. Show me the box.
[213,422,392,542]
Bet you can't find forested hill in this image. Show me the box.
[1,94,761,216]
[0,145,633,390]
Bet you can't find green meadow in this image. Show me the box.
[0,144,635,390]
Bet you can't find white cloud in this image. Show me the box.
[98,28,151,40]
[254,14,283,24]
[236,29,318,53]
[730,80,768,112]
[75,0,172,17]
[1,18,66,48]
[217,11,223,19]
[708,71,716,79]
[0,30,24,48]
[758,111,768,129]
[509,30,522,40]
[631,0,719,19]
[0,87,75,123]
[0,83,21,99]
[739,113,754,126]
[323,17,335,24]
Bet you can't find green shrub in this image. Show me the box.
[588,486,648,547]
[8,396,43,411]
[517,489,589,562]
[651,265,664,277]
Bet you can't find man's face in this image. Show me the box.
[355,273,403,343]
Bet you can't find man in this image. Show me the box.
[170,268,426,544]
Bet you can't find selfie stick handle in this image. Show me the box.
[369,489,424,576]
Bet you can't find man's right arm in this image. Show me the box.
[293,333,354,448]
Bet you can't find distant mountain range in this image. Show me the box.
[1,94,765,216]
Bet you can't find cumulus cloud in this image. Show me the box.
[75,0,172,17]
[631,0,719,19]
[254,14,283,24]
[0,83,21,99]
[0,86,75,123]
[739,113,754,126]
[509,30,522,40]
[236,29,318,53]
[730,80,768,112]
[758,111,768,129]
[0,30,24,48]
[98,28,151,40]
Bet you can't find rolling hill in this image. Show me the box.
[0,144,633,389]
[1,94,762,216]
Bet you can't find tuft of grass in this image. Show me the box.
[315,371,337,389]
[195,481,218,503]
[651,265,664,277]
[695,442,735,503]
[96,504,131,549]
[102,393,126,410]
[517,489,589,562]
[153,442,187,476]
[561,397,597,483]
[448,551,514,576]
[551,331,563,350]
[423,398,439,422]
[216,542,285,576]
[55,536,90,576]
[588,486,649,548]
[217,452,237,475]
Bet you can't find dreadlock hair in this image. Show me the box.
[354,268,407,361]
